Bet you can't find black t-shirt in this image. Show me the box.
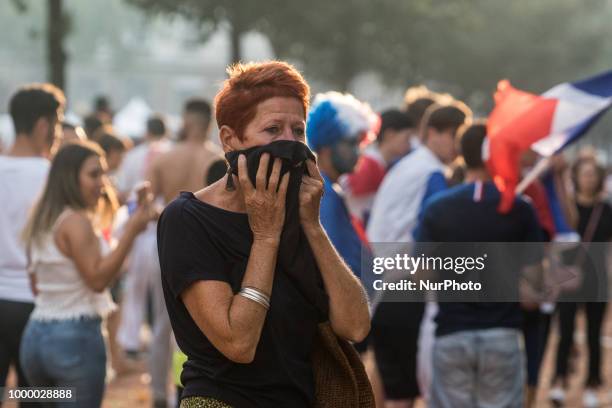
[157,192,319,407]
[413,182,544,337]
[576,201,612,241]
[572,201,612,299]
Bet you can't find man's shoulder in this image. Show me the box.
[426,183,471,207]
[0,155,48,168]
[151,144,186,169]
[387,147,442,181]
[158,141,222,162]
[0,156,49,179]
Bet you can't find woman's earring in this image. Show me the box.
[225,167,236,191]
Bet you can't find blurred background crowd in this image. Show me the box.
[1,1,612,408]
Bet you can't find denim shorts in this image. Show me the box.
[20,316,106,408]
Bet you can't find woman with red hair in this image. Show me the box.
[157,61,371,407]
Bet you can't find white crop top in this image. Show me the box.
[29,209,117,321]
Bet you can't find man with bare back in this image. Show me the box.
[149,99,224,205]
[144,98,224,408]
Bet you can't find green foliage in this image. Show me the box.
[126,0,286,61]
[128,0,612,107]
[10,0,28,13]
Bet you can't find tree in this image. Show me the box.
[423,0,612,108]
[47,0,68,90]
[126,0,284,64]
[125,0,612,108]
[266,0,611,106]
[261,0,467,91]
[10,0,71,91]
[125,0,435,90]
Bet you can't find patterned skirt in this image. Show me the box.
[180,396,233,408]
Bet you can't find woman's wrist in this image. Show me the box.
[122,222,141,243]
[252,234,281,248]
[301,220,324,237]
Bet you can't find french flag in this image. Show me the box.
[485,71,612,213]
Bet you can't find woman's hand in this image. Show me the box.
[125,182,155,236]
[238,153,289,243]
[299,159,324,230]
[551,153,568,174]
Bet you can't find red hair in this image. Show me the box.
[214,61,310,139]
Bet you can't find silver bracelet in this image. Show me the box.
[243,286,271,304]
[238,287,271,310]
[242,287,271,308]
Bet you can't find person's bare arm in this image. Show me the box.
[25,247,38,296]
[181,155,289,363]
[519,261,547,309]
[556,174,578,230]
[28,273,38,297]
[551,154,578,229]
[300,160,370,343]
[181,238,280,364]
[58,202,152,292]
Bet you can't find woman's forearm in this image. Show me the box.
[92,227,139,291]
[227,238,279,361]
[555,172,578,229]
[303,222,370,342]
[181,238,280,364]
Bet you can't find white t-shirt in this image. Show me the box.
[0,156,49,303]
[367,145,445,244]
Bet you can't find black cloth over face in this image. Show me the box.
[225,140,329,320]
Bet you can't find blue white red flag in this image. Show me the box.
[485,71,612,212]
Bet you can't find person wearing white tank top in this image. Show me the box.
[28,208,116,321]
[19,141,155,408]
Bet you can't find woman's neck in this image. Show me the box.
[195,175,247,213]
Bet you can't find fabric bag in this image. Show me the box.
[312,321,374,408]
[555,203,603,292]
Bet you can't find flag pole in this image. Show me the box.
[515,155,552,194]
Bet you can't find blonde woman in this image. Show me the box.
[20,141,154,407]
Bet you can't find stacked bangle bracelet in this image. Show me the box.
[238,286,271,310]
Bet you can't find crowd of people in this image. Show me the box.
[0,60,611,408]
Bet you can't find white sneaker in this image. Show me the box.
[549,387,565,405]
[583,390,600,408]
